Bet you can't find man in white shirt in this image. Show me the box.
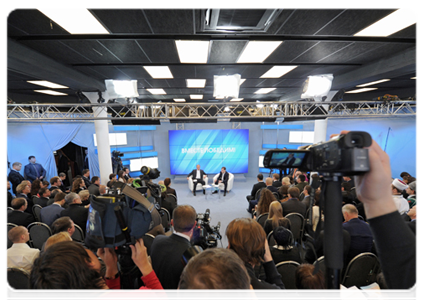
[7,226,40,273]
[391,179,410,215]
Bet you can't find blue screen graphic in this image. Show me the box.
[169,129,249,175]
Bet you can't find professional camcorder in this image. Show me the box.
[263,131,372,175]
[111,150,124,173]
[192,209,222,249]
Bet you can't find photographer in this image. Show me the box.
[29,239,163,289]
[150,205,197,289]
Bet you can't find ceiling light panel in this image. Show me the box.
[237,41,282,63]
[345,88,378,94]
[356,79,390,87]
[254,88,276,94]
[230,98,244,102]
[173,98,186,102]
[27,80,68,89]
[147,88,166,95]
[354,9,416,37]
[34,90,68,96]
[260,66,298,78]
[186,79,206,88]
[143,66,173,79]
[175,40,210,63]
[190,94,203,99]
[38,9,109,34]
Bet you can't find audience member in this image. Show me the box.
[272,173,282,188]
[248,177,278,213]
[150,204,197,289]
[278,185,289,203]
[15,181,33,214]
[164,177,177,198]
[7,181,14,207]
[60,192,89,232]
[295,264,325,289]
[7,226,40,273]
[263,201,291,235]
[295,174,307,192]
[49,176,62,192]
[107,173,117,189]
[270,226,302,265]
[178,248,251,289]
[117,170,127,184]
[71,177,86,194]
[24,156,46,183]
[88,176,100,196]
[8,162,25,195]
[30,240,168,300]
[342,204,373,263]
[50,216,75,236]
[30,179,42,197]
[123,167,131,181]
[246,173,266,201]
[44,231,72,250]
[225,218,284,289]
[99,184,107,195]
[400,172,416,184]
[405,205,416,234]
[405,181,416,208]
[58,172,69,192]
[281,187,307,217]
[300,185,311,208]
[281,176,291,186]
[33,187,50,207]
[391,179,410,214]
[78,189,91,206]
[312,190,323,232]
[40,192,66,227]
[8,198,35,227]
[82,169,91,187]
[255,188,277,216]
[341,181,353,205]
[41,180,49,189]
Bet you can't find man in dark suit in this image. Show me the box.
[272,173,282,188]
[82,169,91,188]
[49,176,62,192]
[24,156,46,183]
[8,198,35,227]
[295,174,307,193]
[407,204,420,235]
[150,205,197,289]
[187,165,207,196]
[8,162,25,195]
[33,187,50,207]
[123,167,131,181]
[213,167,229,196]
[60,192,89,232]
[281,187,307,217]
[88,176,100,196]
[40,192,66,227]
[248,177,279,213]
[246,174,266,201]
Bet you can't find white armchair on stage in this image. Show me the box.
[212,172,234,193]
[188,175,209,192]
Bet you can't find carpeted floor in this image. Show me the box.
[164,177,258,249]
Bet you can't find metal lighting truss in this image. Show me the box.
[7,100,416,122]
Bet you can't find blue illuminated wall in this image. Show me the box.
[169,129,249,175]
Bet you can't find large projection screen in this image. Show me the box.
[169,129,249,175]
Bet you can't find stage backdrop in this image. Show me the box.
[169,129,249,175]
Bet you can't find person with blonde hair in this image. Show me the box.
[263,201,291,235]
[7,226,40,272]
[45,232,72,250]
[78,189,90,206]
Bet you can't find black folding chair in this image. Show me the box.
[275,261,300,289]
[313,256,327,278]
[159,208,171,232]
[7,223,18,249]
[272,192,280,200]
[342,252,381,288]
[285,213,305,245]
[32,204,43,222]
[71,223,85,243]
[256,213,269,227]
[142,233,155,256]
[27,222,52,250]
[8,268,30,289]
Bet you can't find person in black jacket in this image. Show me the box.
[246,173,266,201]
[225,218,285,289]
[187,165,207,196]
[8,198,35,227]
[60,192,89,232]
[213,167,229,196]
[8,162,25,195]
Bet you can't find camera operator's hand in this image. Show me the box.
[130,238,153,276]
[97,247,119,279]
[332,131,397,219]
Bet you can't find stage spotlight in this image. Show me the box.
[301,74,333,101]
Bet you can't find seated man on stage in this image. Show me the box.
[187,164,207,196]
[213,167,229,196]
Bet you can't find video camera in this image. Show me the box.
[263,131,372,175]
[191,209,222,249]
[111,150,124,173]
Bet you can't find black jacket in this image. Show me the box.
[245,261,285,289]
[8,170,25,195]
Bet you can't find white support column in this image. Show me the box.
[83,92,112,185]
[314,118,328,144]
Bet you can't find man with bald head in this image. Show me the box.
[187,164,207,196]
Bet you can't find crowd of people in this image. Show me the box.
[7,134,416,290]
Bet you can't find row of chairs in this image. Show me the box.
[7,221,85,250]
[257,212,305,245]
[275,252,381,289]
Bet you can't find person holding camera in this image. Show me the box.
[150,205,197,289]
[187,164,207,196]
[29,239,168,300]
